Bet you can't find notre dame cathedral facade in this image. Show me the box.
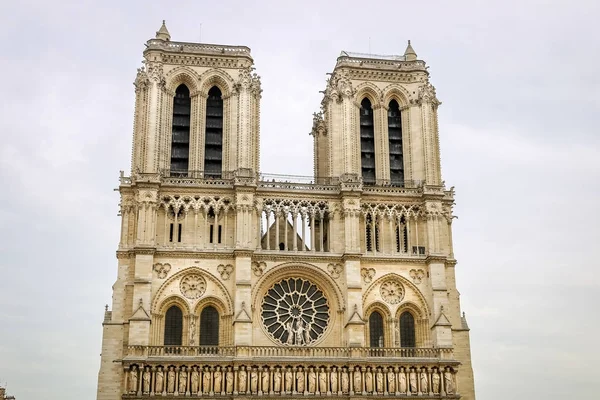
[96,21,475,400]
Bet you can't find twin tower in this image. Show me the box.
[97,22,475,400]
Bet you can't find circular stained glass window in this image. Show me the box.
[261,277,330,346]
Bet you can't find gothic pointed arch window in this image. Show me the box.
[164,305,183,345]
[369,311,384,348]
[204,86,223,178]
[400,311,416,348]
[199,306,220,345]
[360,98,376,185]
[388,99,404,186]
[170,84,191,175]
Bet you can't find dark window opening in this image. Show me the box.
[204,86,223,179]
[217,225,222,244]
[388,100,404,186]
[400,311,416,348]
[177,223,182,243]
[164,306,183,345]
[360,98,376,185]
[395,219,408,252]
[209,225,214,244]
[369,311,384,348]
[170,85,191,175]
[169,223,174,242]
[200,306,220,345]
[412,246,426,255]
[279,242,285,250]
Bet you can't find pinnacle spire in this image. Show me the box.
[156,20,171,41]
[404,40,417,61]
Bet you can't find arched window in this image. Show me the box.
[199,306,220,345]
[369,311,384,347]
[400,311,416,348]
[170,84,191,175]
[204,86,223,179]
[360,98,375,185]
[164,305,183,345]
[388,100,404,186]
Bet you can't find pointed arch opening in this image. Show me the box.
[164,305,183,345]
[204,86,223,178]
[369,311,384,348]
[170,84,191,175]
[387,99,404,186]
[199,305,220,346]
[399,311,416,348]
[360,98,375,185]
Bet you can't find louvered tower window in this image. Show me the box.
[204,86,223,178]
[369,311,384,347]
[164,305,183,345]
[170,85,191,175]
[360,98,376,185]
[199,306,220,345]
[400,311,416,348]
[388,100,404,186]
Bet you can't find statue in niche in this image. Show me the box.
[365,368,373,393]
[444,370,455,395]
[376,369,384,393]
[304,321,312,344]
[129,367,138,393]
[214,368,222,393]
[191,367,199,394]
[399,369,407,393]
[295,319,306,345]
[353,369,362,393]
[261,368,270,392]
[189,319,196,345]
[202,368,210,393]
[432,371,440,394]
[409,369,418,393]
[143,367,151,393]
[331,367,338,392]
[155,368,164,393]
[420,370,428,393]
[179,367,187,393]
[239,368,247,392]
[297,368,305,392]
[341,368,349,393]
[251,369,259,393]
[308,368,317,393]
[285,368,293,392]
[387,369,396,393]
[167,367,175,393]
[226,369,234,393]
[286,321,294,345]
[273,368,282,392]
[319,368,327,393]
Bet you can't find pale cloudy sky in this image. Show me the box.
[0,0,599,399]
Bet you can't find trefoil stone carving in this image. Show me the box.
[409,268,425,284]
[327,263,343,279]
[251,261,267,276]
[153,263,171,279]
[217,264,234,280]
[361,268,376,283]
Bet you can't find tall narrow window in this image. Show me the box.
[400,311,416,348]
[164,305,183,345]
[204,86,223,178]
[170,85,191,175]
[388,100,404,186]
[360,98,375,185]
[369,311,384,347]
[200,306,220,345]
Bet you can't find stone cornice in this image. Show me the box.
[361,254,428,264]
[252,252,344,263]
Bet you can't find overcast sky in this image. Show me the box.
[0,0,599,399]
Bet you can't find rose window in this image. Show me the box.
[180,274,206,299]
[380,279,404,304]
[261,278,330,346]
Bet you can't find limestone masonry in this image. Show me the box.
[96,21,476,400]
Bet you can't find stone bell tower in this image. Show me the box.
[97,23,475,400]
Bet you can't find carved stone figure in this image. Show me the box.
[304,321,312,344]
[239,369,247,392]
[155,368,164,393]
[261,368,270,392]
[295,319,305,345]
[341,368,349,393]
[286,321,294,344]
[308,369,317,393]
[226,370,234,393]
[409,370,418,393]
[387,369,396,393]
[285,368,293,392]
[297,368,305,393]
[251,369,259,393]
[129,367,138,393]
[331,367,338,392]
[273,369,282,393]
[202,368,210,393]
[420,371,428,394]
[167,367,176,393]
[365,369,373,393]
[191,368,199,394]
[179,368,187,393]
[432,371,440,394]
[353,369,362,393]
[444,371,455,395]
[399,370,407,393]
[142,367,151,393]
[376,369,384,393]
[319,368,327,393]
[214,369,222,393]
